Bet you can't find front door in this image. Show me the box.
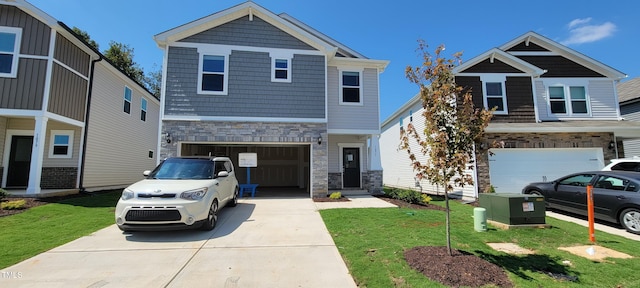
[343,148,360,188]
[7,136,33,187]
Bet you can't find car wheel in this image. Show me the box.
[229,187,238,207]
[619,208,640,235]
[527,190,548,208]
[200,200,218,231]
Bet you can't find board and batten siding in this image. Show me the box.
[0,5,50,56]
[380,100,477,200]
[621,101,640,157]
[82,63,159,189]
[165,47,325,119]
[327,67,380,131]
[536,79,619,121]
[48,63,87,121]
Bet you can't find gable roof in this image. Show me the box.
[154,1,339,56]
[453,31,626,80]
[618,77,640,104]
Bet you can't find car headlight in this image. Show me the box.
[180,187,208,200]
[121,189,134,201]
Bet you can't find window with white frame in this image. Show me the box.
[49,130,74,158]
[480,75,507,114]
[123,86,132,114]
[340,70,362,104]
[548,84,588,115]
[198,54,228,94]
[0,27,22,78]
[140,98,147,121]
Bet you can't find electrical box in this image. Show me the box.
[478,193,546,225]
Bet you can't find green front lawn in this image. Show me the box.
[0,190,121,269]
[320,199,640,287]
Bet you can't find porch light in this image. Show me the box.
[166,133,172,144]
[608,141,615,150]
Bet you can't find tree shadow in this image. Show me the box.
[474,250,580,282]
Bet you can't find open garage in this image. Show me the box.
[180,143,311,197]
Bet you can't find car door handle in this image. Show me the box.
[215,183,219,186]
[617,195,626,200]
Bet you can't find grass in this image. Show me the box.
[320,198,640,288]
[0,190,121,269]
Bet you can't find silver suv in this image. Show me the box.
[115,156,239,232]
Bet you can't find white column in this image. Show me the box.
[26,116,48,194]
[369,134,383,170]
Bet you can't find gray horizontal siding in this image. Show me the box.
[621,102,640,157]
[165,47,325,118]
[327,67,379,130]
[179,15,315,51]
[588,80,618,118]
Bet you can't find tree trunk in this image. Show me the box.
[443,172,452,256]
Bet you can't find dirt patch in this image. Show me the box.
[487,242,535,255]
[405,246,513,287]
[558,245,633,262]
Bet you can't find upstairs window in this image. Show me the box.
[0,27,21,78]
[123,86,132,114]
[49,130,74,158]
[340,70,362,105]
[480,75,507,115]
[548,85,589,115]
[272,58,291,82]
[198,54,228,95]
[140,98,147,121]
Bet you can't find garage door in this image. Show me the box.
[488,148,604,193]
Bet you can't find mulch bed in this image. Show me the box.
[0,197,49,217]
[376,194,514,287]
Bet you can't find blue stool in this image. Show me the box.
[239,184,259,198]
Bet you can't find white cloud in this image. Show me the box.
[561,18,616,45]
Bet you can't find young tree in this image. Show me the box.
[401,41,493,255]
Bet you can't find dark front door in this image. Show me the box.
[7,136,33,187]
[343,148,360,188]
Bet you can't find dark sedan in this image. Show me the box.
[522,170,640,234]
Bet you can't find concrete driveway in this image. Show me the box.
[1,198,359,288]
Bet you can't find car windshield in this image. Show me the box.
[149,158,215,180]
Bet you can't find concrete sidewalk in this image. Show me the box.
[1,198,364,288]
[546,211,640,241]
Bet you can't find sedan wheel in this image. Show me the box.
[620,208,640,235]
[527,190,548,208]
[229,187,238,207]
[200,200,218,231]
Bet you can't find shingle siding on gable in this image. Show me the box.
[460,59,524,73]
[455,76,535,123]
[517,56,605,78]
[164,47,325,118]
[506,41,549,52]
[179,15,315,51]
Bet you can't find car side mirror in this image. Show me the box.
[143,170,151,177]
[216,171,229,178]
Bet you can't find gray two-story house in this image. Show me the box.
[381,31,639,199]
[154,1,388,197]
[0,0,160,195]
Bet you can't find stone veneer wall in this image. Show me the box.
[161,121,328,197]
[328,172,341,190]
[41,167,77,189]
[475,132,615,194]
[364,170,383,194]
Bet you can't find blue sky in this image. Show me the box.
[27,0,640,121]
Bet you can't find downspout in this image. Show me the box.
[78,55,103,193]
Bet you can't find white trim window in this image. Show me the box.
[271,53,292,83]
[49,130,74,158]
[339,69,363,105]
[123,86,132,114]
[480,75,508,115]
[548,84,589,115]
[198,52,229,95]
[140,98,147,121]
[0,27,22,78]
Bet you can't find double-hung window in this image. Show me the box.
[0,27,21,78]
[123,86,132,114]
[49,130,74,158]
[548,84,588,115]
[270,52,292,83]
[197,48,230,95]
[140,98,147,121]
[480,75,507,114]
[339,69,363,105]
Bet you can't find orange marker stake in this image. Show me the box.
[587,184,595,243]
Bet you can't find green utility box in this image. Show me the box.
[478,193,546,225]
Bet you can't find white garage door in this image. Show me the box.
[488,148,604,193]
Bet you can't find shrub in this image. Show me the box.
[0,188,8,200]
[421,194,432,204]
[1,199,26,210]
[484,185,496,193]
[386,188,432,205]
[329,192,342,199]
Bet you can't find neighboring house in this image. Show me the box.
[618,77,640,157]
[381,31,640,199]
[153,1,388,197]
[0,0,160,195]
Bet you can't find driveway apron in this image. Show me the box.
[1,198,357,288]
